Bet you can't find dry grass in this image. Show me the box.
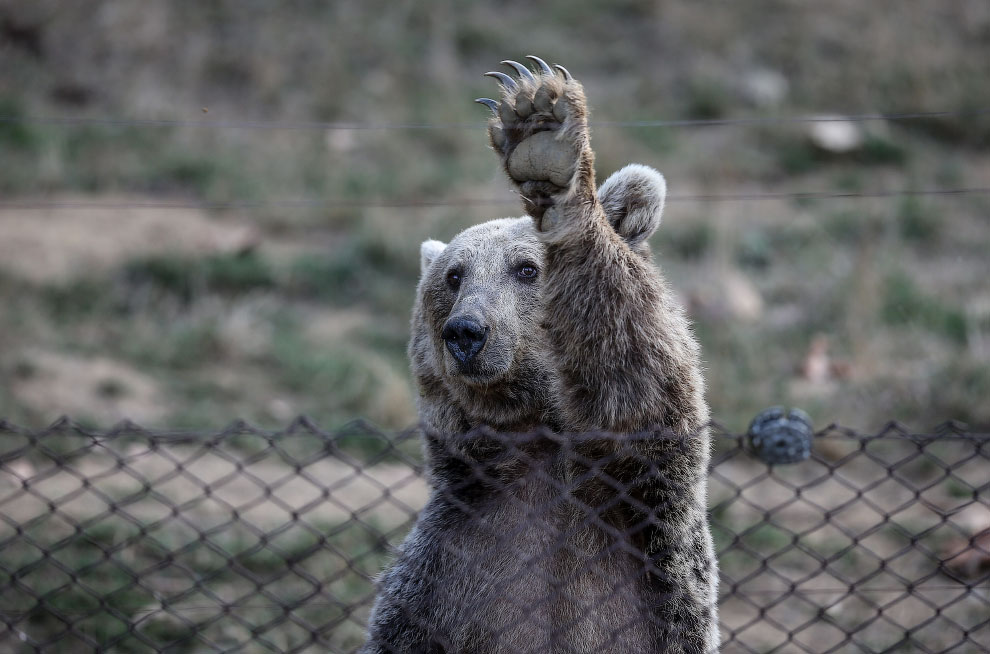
[1,1,988,431]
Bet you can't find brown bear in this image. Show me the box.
[362,57,718,654]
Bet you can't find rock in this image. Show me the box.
[808,116,864,154]
[740,68,789,108]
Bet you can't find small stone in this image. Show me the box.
[808,117,863,154]
[740,68,788,108]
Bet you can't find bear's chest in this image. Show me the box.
[404,479,651,653]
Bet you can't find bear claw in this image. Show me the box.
[501,60,536,82]
[484,71,518,91]
[526,55,554,76]
[475,98,499,115]
[482,58,585,208]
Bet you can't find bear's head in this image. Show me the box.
[411,164,666,429]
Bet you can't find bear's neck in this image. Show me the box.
[446,373,558,432]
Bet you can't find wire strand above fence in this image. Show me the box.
[0,186,987,213]
[1,108,988,132]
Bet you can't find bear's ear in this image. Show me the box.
[420,239,447,274]
[597,164,666,247]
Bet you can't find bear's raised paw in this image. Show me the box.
[477,57,594,222]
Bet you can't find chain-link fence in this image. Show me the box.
[0,417,987,653]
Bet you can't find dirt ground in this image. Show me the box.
[0,443,429,534]
[0,199,259,284]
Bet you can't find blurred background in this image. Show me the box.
[1,0,988,432]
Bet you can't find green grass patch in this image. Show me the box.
[285,233,416,321]
[897,196,940,244]
[42,278,122,321]
[927,359,990,426]
[286,253,361,303]
[153,321,226,370]
[265,319,413,448]
[2,521,159,652]
[734,224,815,270]
[0,97,42,151]
[739,523,793,553]
[270,320,369,396]
[859,135,909,166]
[124,252,275,302]
[0,514,400,652]
[660,221,713,260]
[774,133,908,176]
[882,272,967,344]
[823,210,885,245]
[945,478,974,499]
[776,137,822,176]
[683,78,731,120]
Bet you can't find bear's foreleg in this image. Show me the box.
[480,59,706,434]
[481,59,718,652]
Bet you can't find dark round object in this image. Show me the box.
[747,407,814,464]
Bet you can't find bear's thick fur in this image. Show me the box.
[362,59,718,654]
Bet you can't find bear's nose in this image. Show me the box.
[441,317,488,365]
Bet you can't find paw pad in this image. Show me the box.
[476,57,585,196]
[476,57,592,222]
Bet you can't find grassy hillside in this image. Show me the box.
[1,0,989,432]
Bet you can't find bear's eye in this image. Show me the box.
[446,268,462,290]
[516,264,538,282]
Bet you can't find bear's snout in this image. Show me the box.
[441,316,489,367]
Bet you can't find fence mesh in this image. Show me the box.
[0,418,987,653]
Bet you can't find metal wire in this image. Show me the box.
[0,187,986,213]
[0,418,986,653]
[0,108,987,131]
[1,107,985,218]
